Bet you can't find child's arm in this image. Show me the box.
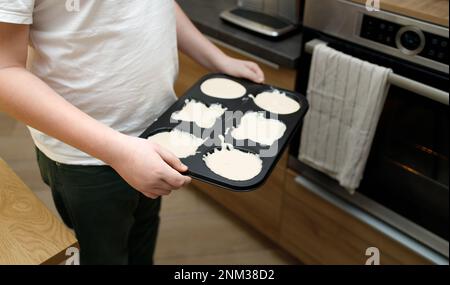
[0,23,190,198]
[175,3,265,83]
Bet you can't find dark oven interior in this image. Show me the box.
[291,28,449,241]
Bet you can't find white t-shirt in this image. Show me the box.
[0,0,179,165]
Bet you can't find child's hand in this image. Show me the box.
[214,55,265,84]
[110,135,191,199]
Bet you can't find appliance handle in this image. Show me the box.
[305,39,449,106]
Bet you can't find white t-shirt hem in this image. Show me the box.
[33,137,107,166]
[0,9,32,24]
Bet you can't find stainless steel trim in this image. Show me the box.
[294,175,449,265]
[395,26,426,56]
[389,73,448,105]
[220,9,297,38]
[207,36,281,69]
[303,0,449,74]
[305,39,450,105]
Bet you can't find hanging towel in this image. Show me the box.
[299,44,392,193]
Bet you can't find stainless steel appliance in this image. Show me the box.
[290,0,449,264]
[220,0,301,37]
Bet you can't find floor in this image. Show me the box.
[0,112,298,265]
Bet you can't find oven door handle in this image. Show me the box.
[304,39,449,106]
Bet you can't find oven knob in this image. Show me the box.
[396,26,426,56]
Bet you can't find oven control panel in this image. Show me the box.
[360,15,449,65]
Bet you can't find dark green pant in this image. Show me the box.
[36,148,161,265]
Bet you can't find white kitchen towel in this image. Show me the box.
[299,44,392,193]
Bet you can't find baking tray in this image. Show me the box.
[139,73,309,192]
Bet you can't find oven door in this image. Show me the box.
[290,28,449,261]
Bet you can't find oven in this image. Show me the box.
[289,0,449,263]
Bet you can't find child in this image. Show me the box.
[0,0,264,264]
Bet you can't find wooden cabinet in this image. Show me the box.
[175,46,297,98]
[192,152,288,242]
[280,170,433,265]
[175,44,297,242]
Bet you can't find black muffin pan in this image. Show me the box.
[140,73,309,191]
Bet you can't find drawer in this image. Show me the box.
[175,45,297,97]
[280,170,432,265]
[192,152,288,242]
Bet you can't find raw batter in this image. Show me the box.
[147,129,205,158]
[203,136,263,181]
[231,112,287,146]
[251,89,300,115]
[171,99,227,129]
[200,78,247,99]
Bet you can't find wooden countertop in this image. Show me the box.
[0,158,77,265]
[351,0,449,27]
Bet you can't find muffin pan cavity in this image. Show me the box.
[171,99,227,129]
[200,77,247,99]
[147,128,205,159]
[250,89,301,115]
[230,111,287,146]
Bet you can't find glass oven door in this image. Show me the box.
[360,83,449,241]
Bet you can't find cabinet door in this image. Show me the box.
[280,170,433,265]
[175,45,297,242]
[192,152,288,242]
[175,47,297,97]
